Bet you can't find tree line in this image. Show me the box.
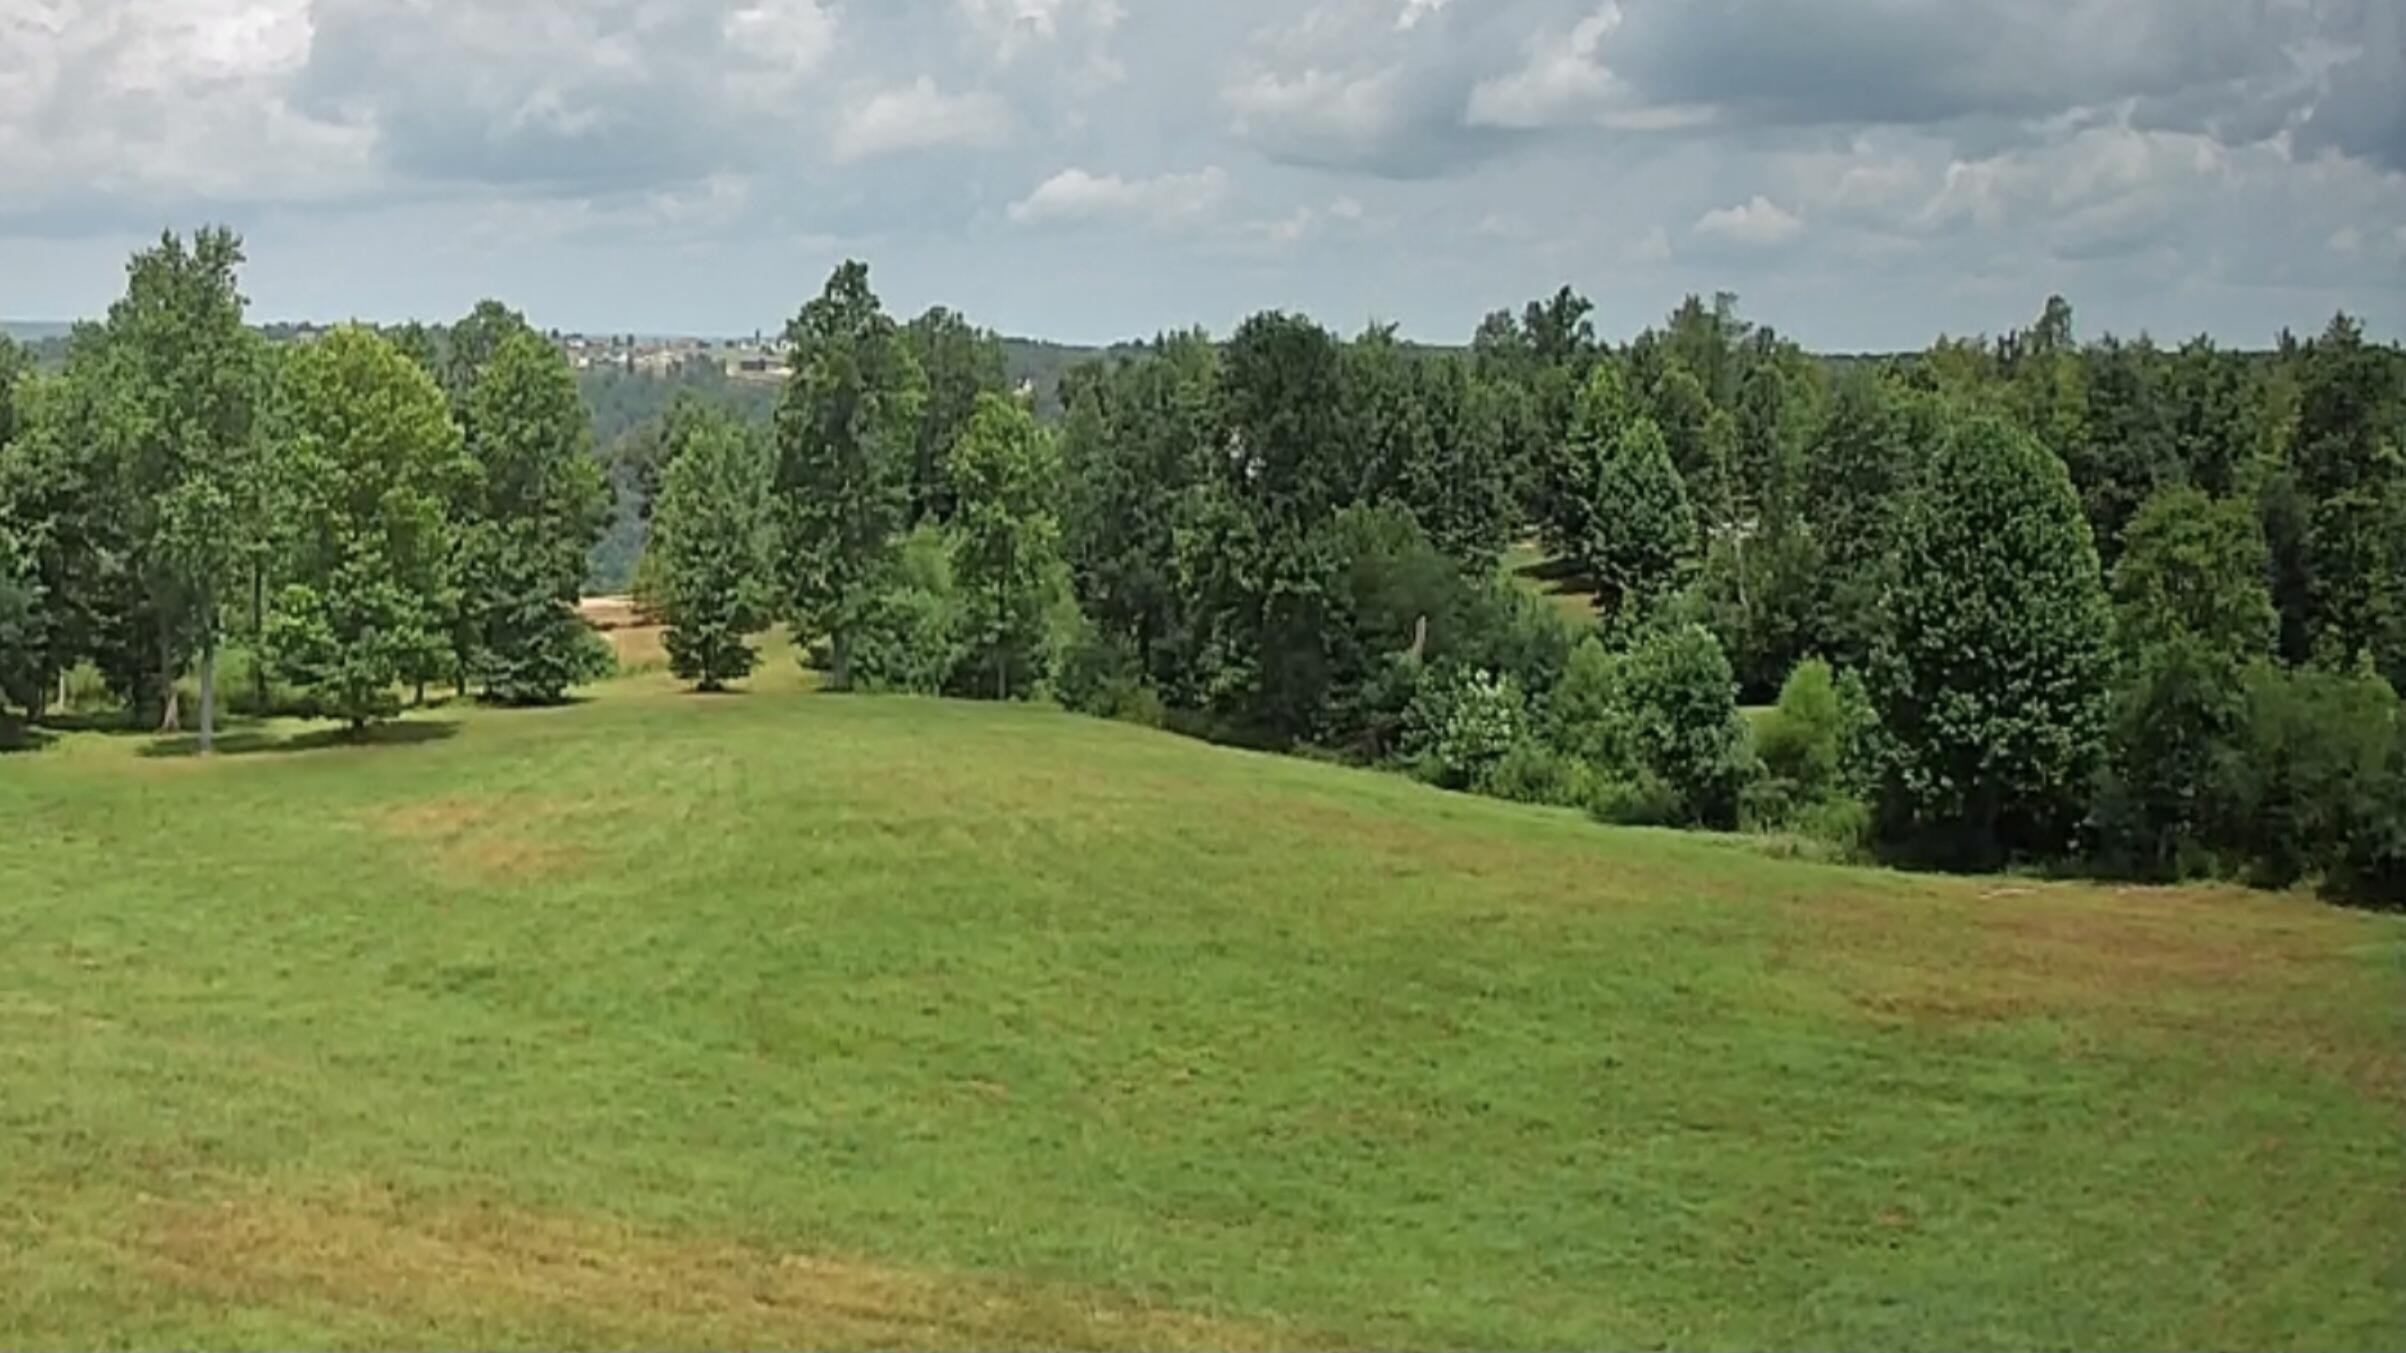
[3,233,2401,903]
[0,231,610,746]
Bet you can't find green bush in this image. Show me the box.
[2218,661,2402,900]
[845,525,964,695]
[1403,665,1523,790]
[1055,621,1168,727]
[1476,738,1596,809]
[1755,658,1845,801]
[1586,770,1687,828]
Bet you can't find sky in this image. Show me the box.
[2,0,2402,349]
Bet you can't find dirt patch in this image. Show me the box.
[131,1184,1295,1351]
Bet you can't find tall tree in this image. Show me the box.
[775,260,927,691]
[1869,412,2114,865]
[2094,486,2280,875]
[947,393,1067,700]
[264,328,461,731]
[462,330,611,704]
[106,227,263,752]
[652,408,776,692]
[1585,413,1698,613]
[903,306,1007,524]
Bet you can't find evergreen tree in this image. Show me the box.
[1586,414,1698,613]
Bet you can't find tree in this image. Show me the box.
[652,409,776,691]
[461,330,612,704]
[0,341,148,719]
[775,261,927,691]
[105,227,264,752]
[1585,414,1698,613]
[947,393,1067,700]
[903,307,1007,523]
[2093,487,2280,876]
[264,328,460,730]
[1869,413,2114,865]
[0,523,42,720]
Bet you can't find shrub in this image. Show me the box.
[2217,661,2402,900]
[1055,622,1167,727]
[1607,623,1756,828]
[1403,665,1523,790]
[1477,738,1596,809]
[1756,658,1845,800]
[845,525,963,694]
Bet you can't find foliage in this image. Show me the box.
[1586,415,1699,612]
[461,330,612,705]
[947,394,1067,700]
[263,328,461,729]
[1869,413,2114,866]
[1402,665,1523,791]
[775,261,928,690]
[903,306,1008,523]
[2092,488,2280,877]
[652,407,776,691]
[845,524,963,695]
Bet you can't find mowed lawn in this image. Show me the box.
[2,672,2402,1350]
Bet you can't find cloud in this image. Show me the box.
[1693,195,1803,247]
[831,79,1014,162]
[1007,166,1229,227]
[0,0,374,215]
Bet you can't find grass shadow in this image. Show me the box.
[137,720,462,760]
[0,720,58,754]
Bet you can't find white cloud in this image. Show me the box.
[0,0,374,211]
[830,78,1013,162]
[1395,0,1453,33]
[1693,195,1804,247]
[1007,165,1229,228]
[1466,2,1623,129]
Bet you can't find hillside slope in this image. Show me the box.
[2,680,2400,1349]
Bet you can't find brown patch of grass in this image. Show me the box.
[370,795,602,887]
[1807,877,2406,1098]
[130,1184,1296,1351]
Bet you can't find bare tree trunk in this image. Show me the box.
[250,566,268,712]
[830,628,851,692]
[198,632,217,756]
[157,633,180,734]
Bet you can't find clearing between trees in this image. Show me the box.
[1,672,2399,1349]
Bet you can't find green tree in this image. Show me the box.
[903,306,1008,523]
[264,328,460,730]
[947,393,1067,700]
[2093,487,2280,876]
[106,227,264,752]
[652,409,776,692]
[461,330,612,704]
[1586,414,1698,613]
[1869,413,2114,865]
[774,261,927,691]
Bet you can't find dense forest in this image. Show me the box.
[3,231,2401,904]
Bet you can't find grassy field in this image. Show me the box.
[2,661,2402,1349]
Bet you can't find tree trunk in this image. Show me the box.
[157,633,180,734]
[830,627,851,692]
[197,633,217,756]
[250,565,268,712]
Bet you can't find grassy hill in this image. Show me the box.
[2,665,2400,1349]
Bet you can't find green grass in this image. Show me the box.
[3,666,2402,1349]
